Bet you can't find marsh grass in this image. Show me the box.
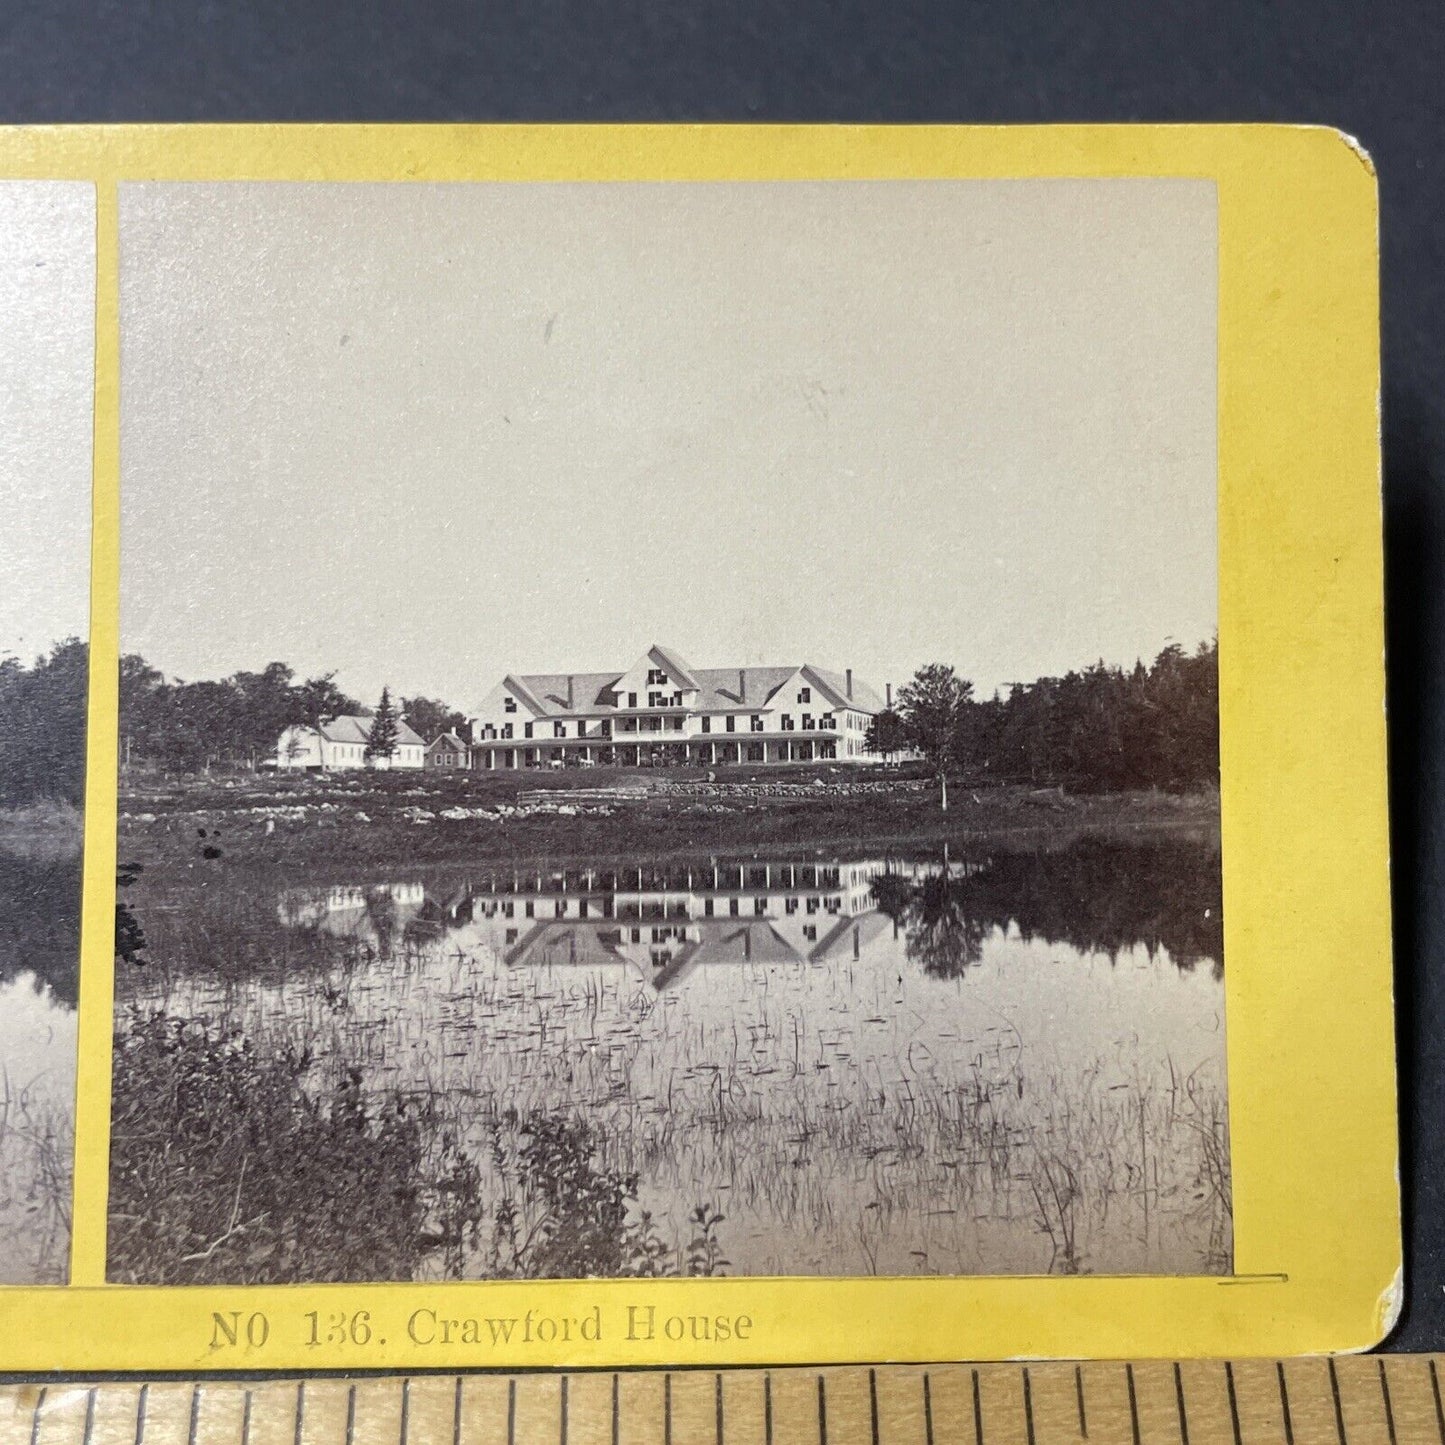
[106,1008,731,1285]
[111,834,1229,1281]
[107,1009,473,1285]
[114,914,1230,1279]
[0,1063,73,1284]
[0,838,80,1282]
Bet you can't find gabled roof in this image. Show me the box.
[485,653,884,718]
[503,922,637,972]
[318,715,371,744]
[801,664,886,714]
[500,675,551,717]
[318,714,424,747]
[690,666,797,710]
[505,671,624,717]
[805,911,892,963]
[428,732,468,751]
[648,643,701,690]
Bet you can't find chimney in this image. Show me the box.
[846,668,853,699]
[738,668,746,703]
[567,674,574,709]
[886,681,893,707]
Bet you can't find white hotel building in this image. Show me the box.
[468,644,886,770]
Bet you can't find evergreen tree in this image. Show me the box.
[365,687,399,764]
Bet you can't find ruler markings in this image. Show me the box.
[17,1361,1445,1445]
[1376,1364,1396,1445]
[1279,1366,1296,1445]
[1225,1364,1244,1445]
[1329,1360,1348,1445]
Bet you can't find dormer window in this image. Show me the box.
[504,697,517,713]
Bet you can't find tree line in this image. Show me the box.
[119,656,467,774]
[868,639,1218,800]
[0,638,1217,804]
[0,639,89,807]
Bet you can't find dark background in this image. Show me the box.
[0,0,1440,1350]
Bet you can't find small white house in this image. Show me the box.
[426,732,470,769]
[273,715,426,771]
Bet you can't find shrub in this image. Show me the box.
[107,1010,480,1284]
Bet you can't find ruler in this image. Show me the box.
[3,1358,1444,1445]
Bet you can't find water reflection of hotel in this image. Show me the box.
[278,858,914,991]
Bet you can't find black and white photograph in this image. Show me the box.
[107,178,1228,1285]
[0,179,94,1285]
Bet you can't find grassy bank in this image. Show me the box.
[117,768,1219,875]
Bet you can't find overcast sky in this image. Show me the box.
[0,181,94,662]
[119,179,1216,707]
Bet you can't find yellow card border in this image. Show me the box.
[0,124,1395,1369]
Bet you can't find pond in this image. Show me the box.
[111,838,1229,1283]
[0,849,80,1284]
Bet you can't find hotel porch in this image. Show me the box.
[471,733,841,770]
